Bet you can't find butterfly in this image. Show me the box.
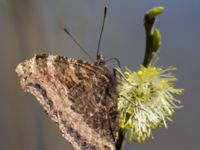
[16,7,119,150]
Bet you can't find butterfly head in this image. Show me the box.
[96,53,106,66]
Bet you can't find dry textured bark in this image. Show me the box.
[16,54,119,150]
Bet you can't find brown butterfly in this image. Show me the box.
[16,7,119,150]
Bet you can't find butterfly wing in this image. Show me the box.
[16,54,118,150]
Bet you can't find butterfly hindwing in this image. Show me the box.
[16,54,118,150]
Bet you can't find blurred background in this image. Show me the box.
[0,0,199,150]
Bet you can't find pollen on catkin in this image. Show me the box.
[117,65,183,143]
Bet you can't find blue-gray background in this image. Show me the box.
[0,0,199,150]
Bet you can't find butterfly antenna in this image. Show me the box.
[97,6,107,57]
[64,28,95,62]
